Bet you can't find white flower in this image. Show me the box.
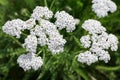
[92,0,110,3]
[2,19,24,38]
[108,34,119,51]
[17,53,43,71]
[96,50,110,63]
[79,19,118,65]
[31,19,67,54]
[82,19,106,34]
[107,1,117,13]
[55,11,77,32]
[92,0,117,18]
[31,25,48,46]
[31,6,53,20]
[90,46,110,63]
[23,34,37,53]
[31,55,43,70]
[48,35,66,54]
[37,36,48,46]
[38,19,66,54]
[80,35,91,48]
[78,51,98,65]
[92,32,110,49]
[39,19,59,35]
[17,53,34,71]
[92,3,109,18]
[23,18,36,30]
[74,19,80,25]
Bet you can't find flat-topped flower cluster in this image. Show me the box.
[92,0,117,18]
[78,19,118,65]
[2,6,79,71]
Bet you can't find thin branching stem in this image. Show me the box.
[8,35,22,47]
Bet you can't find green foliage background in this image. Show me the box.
[0,0,120,80]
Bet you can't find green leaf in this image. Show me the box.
[75,68,91,80]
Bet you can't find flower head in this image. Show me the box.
[78,51,98,65]
[80,35,91,48]
[92,0,117,18]
[2,19,24,38]
[17,53,43,71]
[23,18,36,30]
[31,19,67,54]
[31,6,53,20]
[78,19,118,65]
[82,19,106,34]
[23,34,37,53]
[55,11,77,32]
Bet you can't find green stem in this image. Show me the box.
[21,32,27,36]
[9,35,22,47]
[36,50,42,56]
[68,33,83,48]
[71,55,78,67]
[72,36,83,48]
[50,0,56,10]
[44,0,48,7]
[43,47,46,63]
[96,65,120,71]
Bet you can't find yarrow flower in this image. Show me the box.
[78,19,118,65]
[2,6,79,70]
[55,11,79,32]
[82,19,106,34]
[17,53,43,71]
[23,34,37,53]
[31,19,67,54]
[80,35,91,48]
[31,6,53,20]
[23,18,36,30]
[32,25,48,46]
[2,19,24,38]
[92,0,117,18]
[78,51,98,65]
[48,34,66,54]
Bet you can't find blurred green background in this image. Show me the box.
[0,0,120,80]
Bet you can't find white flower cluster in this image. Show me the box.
[2,18,36,38]
[2,6,78,71]
[78,19,118,65]
[2,19,24,38]
[31,6,53,20]
[17,53,43,71]
[92,0,117,18]
[23,34,37,53]
[82,19,106,34]
[80,35,91,48]
[55,11,79,32]
[78,51,98,65]
[31,19,66,54]
[23,18,36,30]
